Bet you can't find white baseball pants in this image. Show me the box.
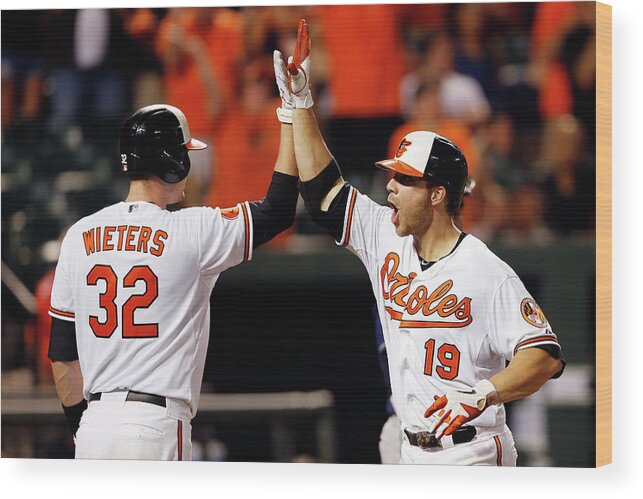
[400,425,518,466]
[75,391,191,461]
[379,414,403,464]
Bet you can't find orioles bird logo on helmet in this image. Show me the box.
[396,139,412,158]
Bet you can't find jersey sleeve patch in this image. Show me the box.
[48,306,76,322]
[520,297,548,328]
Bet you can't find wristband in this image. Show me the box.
[276,107,293,124]
[474,379,497,409]
[62,399,87,437]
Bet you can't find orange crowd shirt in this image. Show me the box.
[319,4,405,118]
[207,99,282,209]
[530,2,577,118]
[156,8,244,136]
[206,97,292,248]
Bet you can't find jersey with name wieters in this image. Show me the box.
[49,201,253,418]
[337,187,561,432]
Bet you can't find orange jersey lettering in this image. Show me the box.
[380,252,472,328]
[80,225,168,257]
[150,230,168,257]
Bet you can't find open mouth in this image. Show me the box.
[388,198,400,225]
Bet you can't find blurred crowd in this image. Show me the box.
[2,3,596,379]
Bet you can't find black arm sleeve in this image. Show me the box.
[48,317,79,361]
[297,159,349,241]
[249,171,299,248]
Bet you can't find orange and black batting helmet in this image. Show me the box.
[119,104,207,184]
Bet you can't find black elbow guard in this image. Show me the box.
[297,158,342,217]
[313,184,351,241]
[298,159,350,240]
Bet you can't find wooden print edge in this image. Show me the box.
[595,0,612,468]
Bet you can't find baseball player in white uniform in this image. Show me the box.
[281,19,565,465]
[48,101,299,460]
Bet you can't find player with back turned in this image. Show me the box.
[280,19,565,465]
[48,101,299,460]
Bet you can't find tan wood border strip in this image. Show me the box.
[595,1,612,467]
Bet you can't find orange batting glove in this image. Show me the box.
[424,380,496,439]
[287,19,313,109]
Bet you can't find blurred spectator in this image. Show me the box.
[480,113,529,189]
[29,268,56,386]
[558,3,596,150]
[400,32,491,127]
[121,8,167,110]
[399,3,448,44]
[1,10,45,129]
[497,183,554,247]
[529,2,575,119]
[539,115,595,236]
[42,9,136,146]
[481,4,541,151]
[466,181,509,243]
[318,4,406,193]
[242,7,331,118]
[156,7,244,204]
[451,4,497,102]
[529,1,596,152]
[243,6,314,58]
[387,79,480,175]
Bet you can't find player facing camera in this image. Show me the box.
[286,18,564,466]
[376,131,468,238]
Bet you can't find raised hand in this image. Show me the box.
[287,19,314,109]
[273,50,295,123]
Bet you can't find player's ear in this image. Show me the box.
[430,185,447,208]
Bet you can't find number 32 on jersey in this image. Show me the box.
[86,264,159,339]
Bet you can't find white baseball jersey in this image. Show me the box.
[338,187,561,433]
[49,200,253,418]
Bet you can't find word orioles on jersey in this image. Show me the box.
[380,252,472,328]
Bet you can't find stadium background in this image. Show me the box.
[1,2,596,466]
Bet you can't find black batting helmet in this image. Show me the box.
[375,131,468,213]
[119,104,207,184]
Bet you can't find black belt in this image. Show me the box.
[89,390,166,408]
[404,426,476,450]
